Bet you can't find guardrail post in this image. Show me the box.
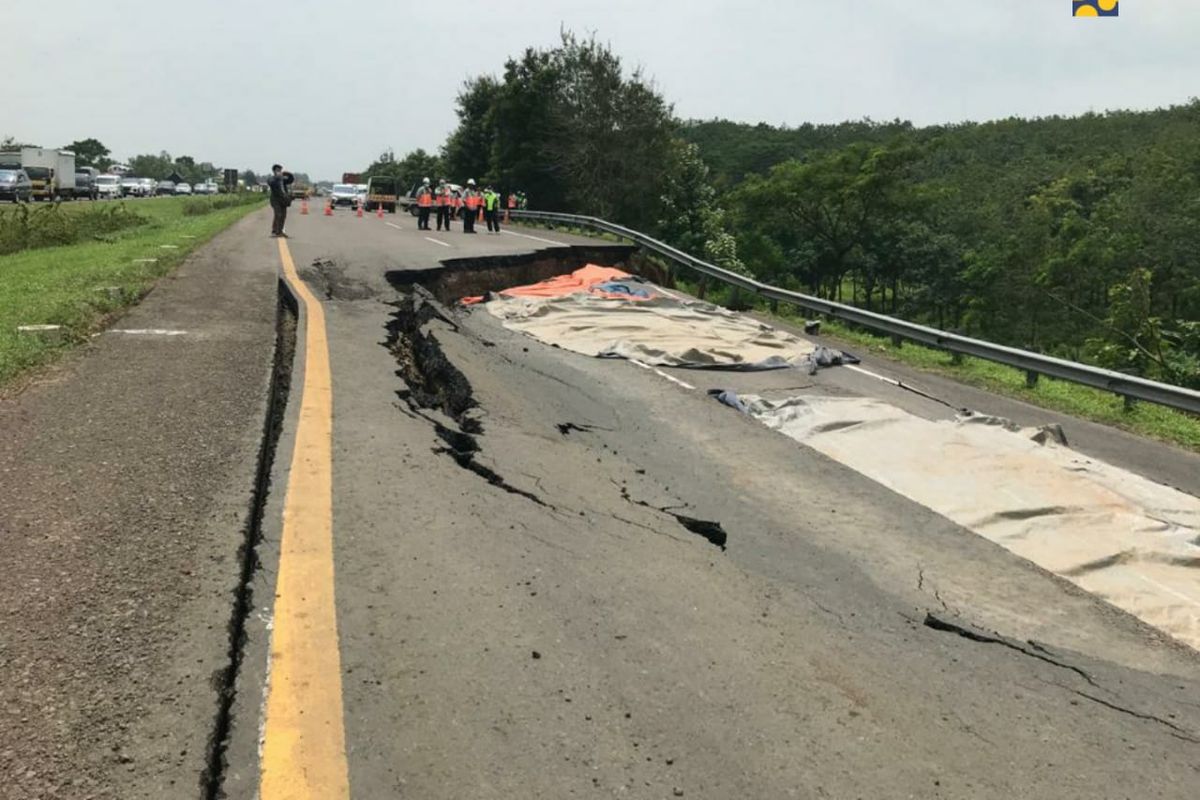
[1123,395,1137,412]
[890,334,903,349]
[769,298,779,314]
[697,276,709,300]
[1025,370,1039,388]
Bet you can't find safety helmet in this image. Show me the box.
[467,179,476,186]
[422,177,430,184]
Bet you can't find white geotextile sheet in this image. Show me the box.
[739,394,1200,650]
[486,294,817,369]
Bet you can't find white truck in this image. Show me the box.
[0,148,77,200]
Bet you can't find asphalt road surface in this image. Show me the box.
[4,205,1199,799]
[225,206,1200,799]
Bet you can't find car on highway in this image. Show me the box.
[330,183,359,207]
[174,182,193,195]
[155,180,176,196]
[0,168,33,202]
[355,184,368,206]
[75,169,99,200]
[193,181,219,195]
[95,174,122,199]
[139,177,157,196]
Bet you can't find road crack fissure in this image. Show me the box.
[615,482,729,551]
[202,280,296,799]
[386,289,555,509]
[1034,678,1200,743]
[923,612,1098,687]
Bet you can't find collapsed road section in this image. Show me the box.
[384,276,735,549]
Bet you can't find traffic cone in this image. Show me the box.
[324,202,333,217]
[301,199,309,215]
[376,205,384,219]
[356,202,363,218]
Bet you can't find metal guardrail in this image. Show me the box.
[509,209,1200,415]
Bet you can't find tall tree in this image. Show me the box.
[65,138,112,170]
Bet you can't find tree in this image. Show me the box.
[442,32,678,223]
[127,152,175,180]
[363,148,442,193]
[64,138,112,170]
[241,169,259,186]
[442,76,501,185]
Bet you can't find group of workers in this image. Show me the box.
[413,177,528,234]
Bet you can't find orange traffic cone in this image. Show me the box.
[301,199,309,215]
[356,202,363,218]
[324,202,333,217]
[376,205,384,219]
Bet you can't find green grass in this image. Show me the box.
[0,196,265,386]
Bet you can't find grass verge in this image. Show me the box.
[0,196,265,386]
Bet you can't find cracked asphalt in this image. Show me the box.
[4,206,1198,799]
[222,208,1200,798]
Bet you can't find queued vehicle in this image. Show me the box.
[75,167,99,200]
[330,183,359,207]
[139,177,157,196]
[95,174,122,199]
[174,182,193,195]
[364,176,397,213]
[155,180,176,196]
[0,148,77,200]
[355,184,368,206]
[193,181,219,195]
[0,168,33,203]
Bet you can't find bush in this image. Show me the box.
[0,202,147,255]
[181,193,266,216]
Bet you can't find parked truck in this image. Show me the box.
[0,148,77,200]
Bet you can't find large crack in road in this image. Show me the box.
[384,284,733,551]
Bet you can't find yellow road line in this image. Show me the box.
[260,239,350,799]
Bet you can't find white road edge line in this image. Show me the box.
[845,363,900,385]
[385,222,403,230]
[424,236,451,248]
[501,229,567,246]
[630,359,696,391]
[105,329,189,336]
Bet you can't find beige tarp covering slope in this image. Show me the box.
[487,293,817,369]
[736,394,1200,650]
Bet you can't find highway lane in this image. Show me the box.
[227,206,1200,798]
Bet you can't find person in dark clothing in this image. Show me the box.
[267,164,294,237]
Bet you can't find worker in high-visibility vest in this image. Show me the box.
[435,178,451,232]
[483,186,501,233]
[505,191,516,223]
[415,177,433,230]
[450,187,462,220]
[461,179,481,233]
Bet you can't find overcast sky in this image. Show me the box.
[9,1,1198,181]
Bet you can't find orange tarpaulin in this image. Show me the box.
[462,265,650,305]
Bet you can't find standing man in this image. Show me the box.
[505,190,516,223]
[267,164,294,238]
[435,178,451,232]
[415,177,433,230]
[483,185,501,233]
[461,179,480,233]
[450,186,462,221]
